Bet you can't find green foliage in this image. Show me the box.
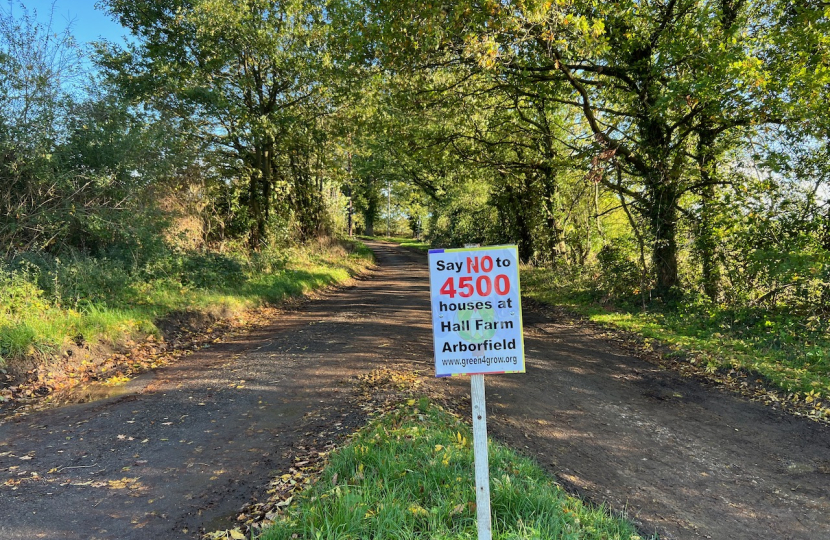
[0,239,373,366]
[324,0,830,400]
[430,206,501,251]
[523,265,830,408]
[259,401,645,540]
[0,267,47,318]
[596,245,641,301]
[332,0,830,299]
[700,177,830,313]
[0,4,199,257]
[367,236,430,251]
[98,0,333,247]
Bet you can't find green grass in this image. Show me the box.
[0,239,373,366]
[522,266,830,416]
[362,235,431,251]
[258,399,646,540]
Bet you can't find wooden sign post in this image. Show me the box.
[471,373,491,539]
[428,245,525,540]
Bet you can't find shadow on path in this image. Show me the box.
[0,241,828,540]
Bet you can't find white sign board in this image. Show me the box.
[428,245,525,377]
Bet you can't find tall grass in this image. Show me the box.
[522,265,830,408]
[0,238,372,366]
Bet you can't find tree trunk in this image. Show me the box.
[248,143,275,249]
[263,147,273,223]
[347,152,353,237]
[646,180,680,298]
[501,180,534,263]
[637,110,681,299]
[512,190,534,263]
[364,190,377,236]
[536,102,567,265]
[696,129,721,301]
[699,182,720,301]
[821,204,830,310]
[541,168,566,264]
[289,150,322,242]
[248,169,263,250]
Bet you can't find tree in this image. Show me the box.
[98,0,328,247]
[495,1,781,297]
[341,0,795,297]
[0,3,83,253]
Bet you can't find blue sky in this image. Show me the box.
[8,0,129,46]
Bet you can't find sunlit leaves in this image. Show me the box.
[99,0,333,245]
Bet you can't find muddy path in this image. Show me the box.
[2,242,829,539]
[452,316,830,539]
[0,242,430,539]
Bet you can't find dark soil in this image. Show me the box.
[0,306,237,407]
[1,241,829,539]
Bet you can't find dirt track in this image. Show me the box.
[1,241,829,539]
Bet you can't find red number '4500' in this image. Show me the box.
[439,275,510,298]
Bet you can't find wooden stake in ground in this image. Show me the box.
[471,374,492,540]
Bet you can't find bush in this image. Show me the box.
[597,245,641,299]
[0,266,48,318]
[249,244,291,275]
[8,251,132,309]
[180,252,246,289]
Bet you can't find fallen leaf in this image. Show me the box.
[108,477,141,490]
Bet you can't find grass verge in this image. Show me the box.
[522,266,830,421]
[0,238,373,369]
[255,399,646,540]
[362,235,431,251]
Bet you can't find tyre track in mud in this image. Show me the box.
[0,242,430,539]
